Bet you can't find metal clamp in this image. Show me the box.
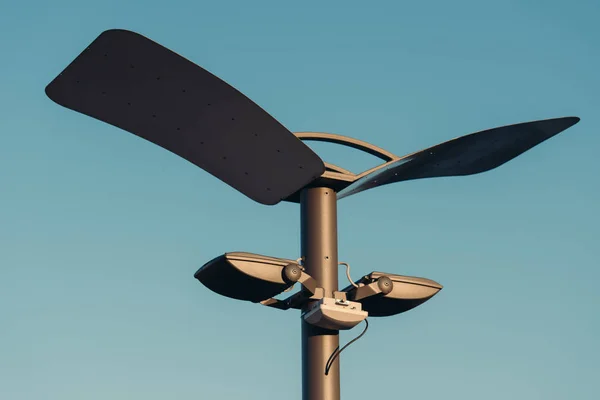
[260,265,324,310]
[345,276,393,301]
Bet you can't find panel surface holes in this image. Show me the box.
[176,127,180,131]
[182,89,186,93]
[156,76,161,80]
[244,172,249,176]
[266,188,271,191]
[127,102,132,106]
[222,156,227,160]
[101,91,106,95]
[129,64,135,69]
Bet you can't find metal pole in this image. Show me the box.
[300,187,340,400]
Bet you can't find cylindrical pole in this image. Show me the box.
[300,187,340,400]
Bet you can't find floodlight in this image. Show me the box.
[194,252,304,303]
[343,272,443,317]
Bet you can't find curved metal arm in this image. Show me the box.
[324,162,354,175]
[294,132,398,163]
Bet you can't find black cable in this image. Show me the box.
[324,319,369,375]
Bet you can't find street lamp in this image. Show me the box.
[45,29,580,400]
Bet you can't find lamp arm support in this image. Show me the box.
[259,270,323,310]
[345,276,393,301]
[260,287,325,310]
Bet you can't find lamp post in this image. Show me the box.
[46,29,580,400]
[301,187,340,400]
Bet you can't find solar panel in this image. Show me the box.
[339,117,579,199]
[46,29,325,205]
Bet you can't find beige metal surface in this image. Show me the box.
[301,187,340,400]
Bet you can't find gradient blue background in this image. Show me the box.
[1,1,598,399]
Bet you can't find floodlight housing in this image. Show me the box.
[343,272,443,317]
[194,252,298,303]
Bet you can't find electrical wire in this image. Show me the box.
[338,262,358,288]
[324,319,369,375]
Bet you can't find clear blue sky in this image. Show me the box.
[1,1,598,399]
